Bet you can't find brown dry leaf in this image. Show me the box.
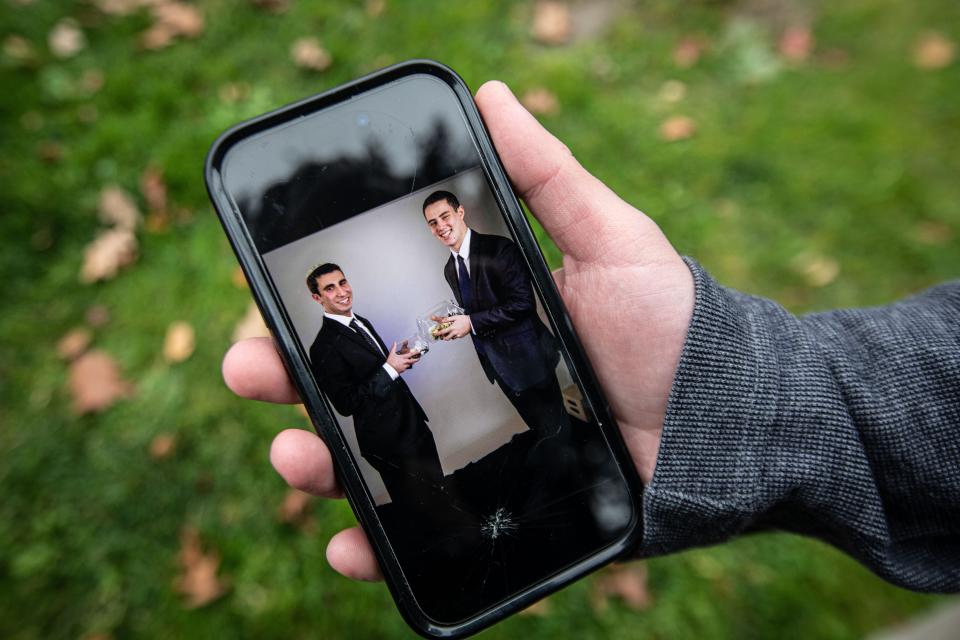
[793,253,839,287]
[86,304,111,328]
[142,2,205,50]
[295,403,309,418]
[176,526,227,608]
[531,1,571,45]
[230,265,248,289]
[140,167,168,215]
[57,327,93,361]
[49,19,86,59]
[591,563,652,613]
[164,321,196,363]
[659,115,697,141]
[232,303,270,342]
[366,0,386,17]
[252,0,290,14]
[290,38,332,71]
[673,37,704,68]
[99,185,141,230]
[914,32,955,70]
[278,488,312,524]
[80,228,138,283]
[913,220,953,246]
[38,141,64,163]
[68,350,134,414]
[149,433,177,459]
[80,68,105,93]
[521,87,560,115]
[95,0,147,16]
[779,25,813,62]
[4,35,35,62]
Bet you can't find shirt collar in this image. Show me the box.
[451,227,472,262]
[324,311,356,327]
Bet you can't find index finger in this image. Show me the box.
[223,337,302,404]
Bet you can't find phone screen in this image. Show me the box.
[216,73,636,624]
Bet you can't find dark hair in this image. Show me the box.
[422,190,460,214]
[306,262,343,295]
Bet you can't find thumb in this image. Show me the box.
[475,81,668,264]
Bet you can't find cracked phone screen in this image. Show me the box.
[221,74,636,624]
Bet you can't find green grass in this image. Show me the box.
[1,0,957,638]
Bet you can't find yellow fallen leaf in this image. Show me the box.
[48,19,86,58]
[290,38,332,71]
[57,327,92,361]
[98,185,141,230]
[175,526,228,608]
[149,433,177,459]
[521,88,560,116]
[914,32,955,70]
[164,321,195,363]
[232,303,270,342]
[659,115,697,141]
[278,488,312,524]
[591,563,652,613]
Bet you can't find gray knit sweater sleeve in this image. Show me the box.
[640,259,960,592]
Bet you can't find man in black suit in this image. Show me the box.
[422,190,568,438]
[306,263,445,505]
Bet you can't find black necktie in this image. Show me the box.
[457,254,473,311]
[349,319,383,357]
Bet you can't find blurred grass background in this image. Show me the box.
[1,0,958,638]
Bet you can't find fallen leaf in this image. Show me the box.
[218,82,250,103]
[278,488,312,524]
[793,253,839,287]
[913,220,953,246]
[673,37,704,68]
[86,304,111,328]
[252,0,290,13]
[4,35,35,62]
[657,79,686,104]
[231,265,248,288]
[142,2,205,49]
[366,0,386,17]
[531,1,571,45]
[95,0,146,16]
[48,19,86,59]
[99,185,141,230]
[913,32,955,70]
[149,433,177,459]
[176,526,227,608]
[80,68,105,93]
[233,303,270,342]
[290,38,332,71]
[38,141,64,163]
[521,87,560,115]
[519,597,551,616]
[57,327,93,361]
[164,321,195,363]
[779,25,813,62]
[68,349,134,414]
[295,404,309,418]
[591,563,652,613]
[659,115,696,141]
[140,167,168,216]
[80,228,138,283]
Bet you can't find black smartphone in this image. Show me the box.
[205,60,642,638]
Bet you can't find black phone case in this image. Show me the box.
[204,59,643,639]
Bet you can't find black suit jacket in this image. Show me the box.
[444,230,560,392]
[308,314,432,472]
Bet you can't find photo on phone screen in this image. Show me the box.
[212,68,637,627]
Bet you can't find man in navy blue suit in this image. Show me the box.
[422,190,568,438]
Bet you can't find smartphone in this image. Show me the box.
[205,60,642,638]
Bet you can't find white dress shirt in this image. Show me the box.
[451,227,472,277]
[323,311,399,380]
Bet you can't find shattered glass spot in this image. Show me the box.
[480,507,518,540]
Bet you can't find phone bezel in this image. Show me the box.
[204,59,644,639]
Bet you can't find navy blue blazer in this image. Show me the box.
[443,231,559,392]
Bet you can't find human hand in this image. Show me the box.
[222,80,693,582]
[435,314,471,340]
[386,342,420,374]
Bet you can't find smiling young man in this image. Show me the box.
[422,190,569,439]
[306,262,445,505]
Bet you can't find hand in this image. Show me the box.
[435,314,471,340]
[386,342,420,374]
[222,81,693,582]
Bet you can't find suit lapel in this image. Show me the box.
[468,231,482,303]
[355,314,389,356]
[325,316,381,358]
